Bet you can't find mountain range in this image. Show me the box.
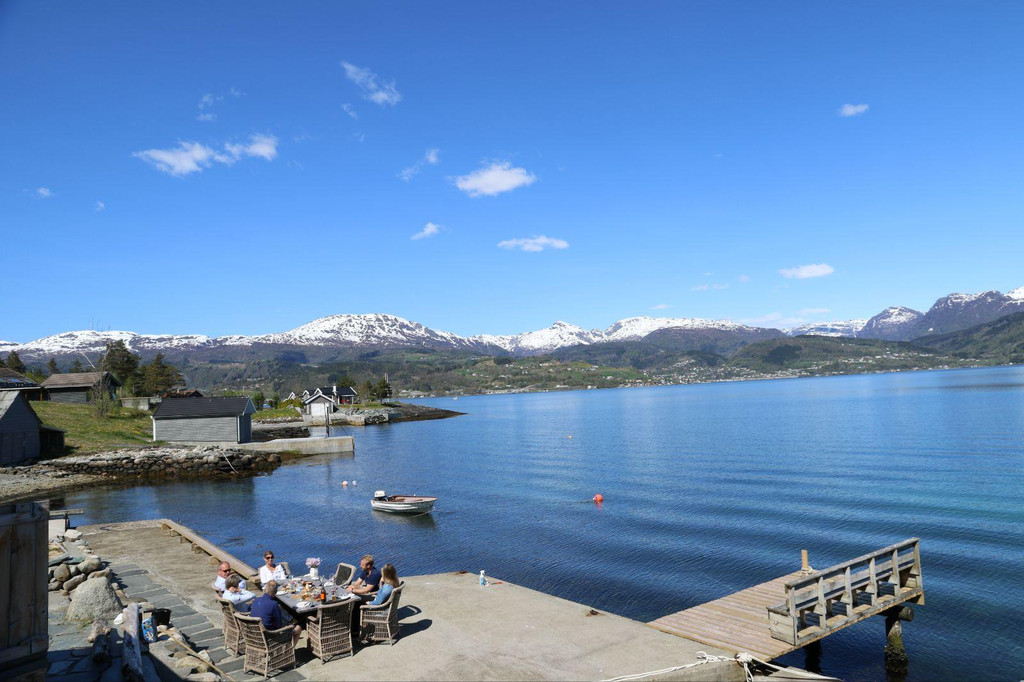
[3,286,1024,365]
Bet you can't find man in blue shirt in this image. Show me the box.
[249,581,301,644]
[346,555,381,596]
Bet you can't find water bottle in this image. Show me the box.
[479,570,486,586]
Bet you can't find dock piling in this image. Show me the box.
[884,606,909,674]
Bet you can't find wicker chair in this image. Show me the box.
[307,600,355,662]
[217,598,245,655]
[359,582,404,645]
[234,613,296,678]
[279,561,292,578]
[333,562,356,586]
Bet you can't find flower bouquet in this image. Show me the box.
[306,557,322,579]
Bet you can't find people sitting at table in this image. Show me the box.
[250,581,301,644]
[346,554,382,596]
[259,550,288,584]
[213,562,246,595]
[223,574,255,612]
[367,563,399,606]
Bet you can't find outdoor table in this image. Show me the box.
[275,577,358,623]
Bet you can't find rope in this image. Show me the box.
[221,453,238,474]
[602,651,840,682]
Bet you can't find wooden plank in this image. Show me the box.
[122,603,143,681]
[7,509,36,651]
[32,511,47,657]
[0,523,11,649]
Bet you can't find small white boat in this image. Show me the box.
[371,490,437,514]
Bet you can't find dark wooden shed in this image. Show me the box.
[41,371,121,404]
[0,392,41,464]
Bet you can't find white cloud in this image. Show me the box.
[198,93,220,110]
[133,134,279,176]
[398,148,442,182]
[95,201,105,212]
[341,103,358,119]
[341,61,402,106]
[225,133,279,161]
[738,274,751,283]
[799,307,830,315]
[497,235,568,252]
[36,187,51,198]
[651,303,671,310]
[691,284,710,291]
[196,113,216,122]
[779,263,834,279]
[839,103,869,117]
[455,161,537,197]
[411,222,442,240]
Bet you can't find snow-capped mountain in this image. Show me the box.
[859,307,925,341]
[4,286,1023,362]
[786,320,868,338]
[471,321,601,354]
[239,314,477,351]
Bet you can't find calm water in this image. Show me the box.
[58,367,1024,681]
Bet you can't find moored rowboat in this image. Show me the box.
[371,490,437,514]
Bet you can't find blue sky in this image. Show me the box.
[3,2,1023,342]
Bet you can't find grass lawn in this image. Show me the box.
[32,402,155,454]
[252,406,303,422]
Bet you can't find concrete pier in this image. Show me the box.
[72,520,735,681]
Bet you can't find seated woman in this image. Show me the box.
[259,551,288,584]
[368,564,399,606]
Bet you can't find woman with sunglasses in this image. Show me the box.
[259,551,288,584]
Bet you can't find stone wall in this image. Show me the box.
[46,446,282,480]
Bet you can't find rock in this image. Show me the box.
[196,650,212,663]
[174,656,200,674]
[78,555,102,575]
[88,568,111,580]
[64,529,83,541]
[140,601,155,612]
[63,574,87,592]
[69,563,80,577]
[53,563,71,583]
[185,673,221,682]
[48,580,61,592]
[66,577,123,622]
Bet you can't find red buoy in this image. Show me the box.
[593,493,604,503]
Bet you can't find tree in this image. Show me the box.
[4,351,26,373]
[100,340,140,393]
[70,359,83,373]
[375,377,393,402]
[360,380,375,403]
[270,393,281,408]
[137,353,183,396]
[0,355,5,368]
[46,357,60,375]
[252,390,266,409]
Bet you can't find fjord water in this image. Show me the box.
[62,367,1024,681]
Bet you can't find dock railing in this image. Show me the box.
[768,538,924,646]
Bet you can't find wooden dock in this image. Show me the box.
[649,539,925,661]
[649,571,805,660]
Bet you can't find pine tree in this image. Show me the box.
[138,353,183,396]
[4,351,26,373]
[46,358,60,375]
[99,340,140,393]
[70,359,83,373]
[375,376,392,401]
[252,390,266,409]
[361,380,375,403]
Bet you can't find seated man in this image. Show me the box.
[222,575,255,612]
[213,562,246,595]
[345,554,382,596]
[249,581,301,644]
